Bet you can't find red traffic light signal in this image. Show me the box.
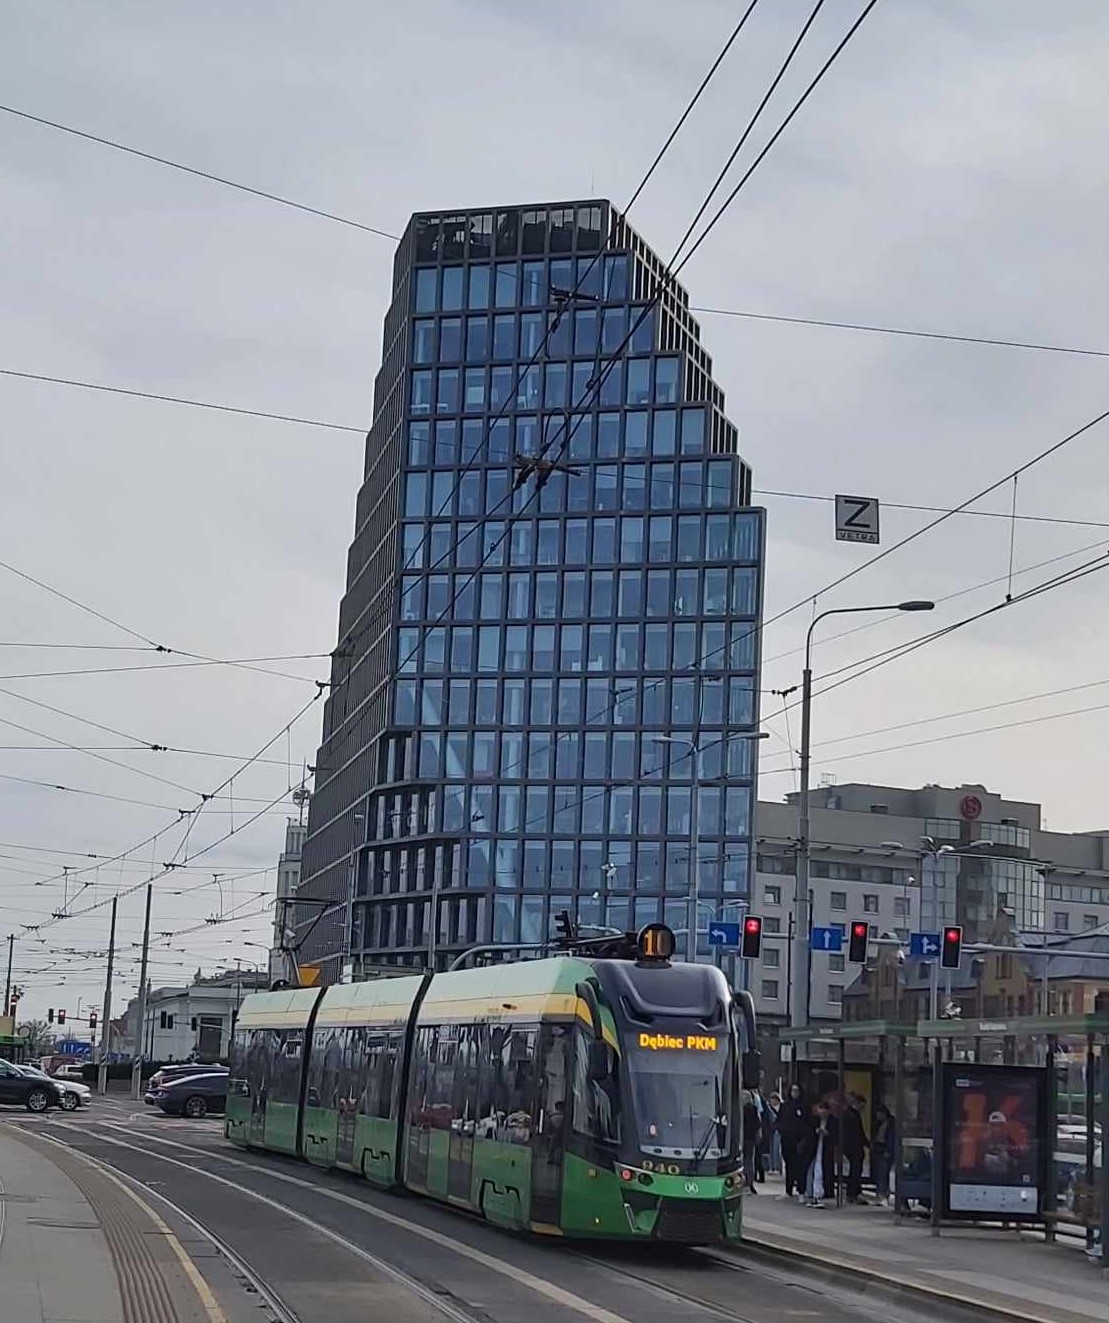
[89,1012,98,1032]
[741,915,763,958]
[57,1009,66,1025]
[848,921,869,964]
[941,926,963,969]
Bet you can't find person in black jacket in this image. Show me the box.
[741,1091,762,1193]
[842,1093,870,1203]
[777,1083,808,1199]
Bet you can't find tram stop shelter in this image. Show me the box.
[777,1020,923,1210]
[778,1014,1109,1265]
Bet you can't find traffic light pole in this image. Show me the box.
[130,883,152,1100]
[96,895,118,1097]
[3,934,12,1016]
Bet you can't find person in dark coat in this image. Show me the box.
[742,1090,762,1193]
[777,1083,808,1199]
[842,1093,870,1203]
[871,1103,895,1205]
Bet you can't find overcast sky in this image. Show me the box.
[2,1,1108,1025]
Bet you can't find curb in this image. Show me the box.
[728,1230,1096,1323]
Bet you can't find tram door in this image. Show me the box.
[447,1026,479,1202]
[336,1030,358,1168]
[246,1030,270,1144]
[531,1025,570,1226]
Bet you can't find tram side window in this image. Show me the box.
[537,1025,570,1142]
[425,1026,458,1129]
[452,1025,481,1131]
[242,1028,275,1098]
[477,1024,535,1144]
[271,1029,305,1105]
[571,1027,620,1144]
[307,1026,343,1109]
[408,1026,432,1122]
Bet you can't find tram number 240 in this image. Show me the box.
[639,1159,684,1175]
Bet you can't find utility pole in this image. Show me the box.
[130,883,153,1100]
[3,934,13,1016]
[790,600,933,1029]
[96,895,118,1096]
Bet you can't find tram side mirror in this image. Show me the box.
[741,1049,762,1090]
[588,1041,612,1081]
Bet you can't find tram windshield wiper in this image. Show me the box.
[691,1077,725,1171]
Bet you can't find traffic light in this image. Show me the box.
[848,920,869,964]
[57,1009,66,1025]
[941,926,963,969]
[741,915,763,958]
[48,1009,55,1024]
[89,1012,98,1032]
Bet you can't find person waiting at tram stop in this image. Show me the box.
[741,1090,762,1192]
[842,1093,870,1205]
[871,1103,896,1206]
[798,1100,838,1208]
[776,1083,808,1199]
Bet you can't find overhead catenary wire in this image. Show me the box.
[759,672,1109,764]
[760,695,1109,780]
[0,103,400,240]
[692,305,1109,360]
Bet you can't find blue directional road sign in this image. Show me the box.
[909,932,941,959]
[810,926,843,953]
[708,922,741,948]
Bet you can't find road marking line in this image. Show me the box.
[24,1127,229,1323]
[81,1121,636,1323]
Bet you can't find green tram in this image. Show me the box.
[226,925,759,1242]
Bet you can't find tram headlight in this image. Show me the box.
[619,1167,635,1182]
[636,1172,653,1186]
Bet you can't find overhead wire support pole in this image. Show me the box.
[97,894,118,1096]
[130,883,153,1100]
[3,933,12,1015]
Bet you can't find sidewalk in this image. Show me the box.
[741,1174,1108,1323]
[0,1124,234,1323]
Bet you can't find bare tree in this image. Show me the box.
[17,1019,55,1057]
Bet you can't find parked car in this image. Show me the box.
[0,1058,64,1112]
[152,1071,228,1119]
[144,1062,227,1106]
[52,1062,89,1082]
[16,1063,90,1111]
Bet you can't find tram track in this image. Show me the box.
[15,1124,301,1323]
[22,1115,971,1323]
[26,1118,640,1323]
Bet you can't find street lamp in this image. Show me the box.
[790,599,934,1028]
[652,731,770,962]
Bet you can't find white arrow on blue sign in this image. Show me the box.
[810,926,843,953]
[909,932,941,958]
[708,922,741,947]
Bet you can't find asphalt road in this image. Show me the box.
[1,1098,958,1323]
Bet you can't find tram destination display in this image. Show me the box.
[942,1062,1047,1219]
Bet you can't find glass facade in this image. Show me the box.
[296,200,765,979]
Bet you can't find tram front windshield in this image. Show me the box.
[625,1026,734,1163]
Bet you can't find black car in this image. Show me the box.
[144,1062,227,1106]
[152,1071,228,1119]
[0,1058,64,1112]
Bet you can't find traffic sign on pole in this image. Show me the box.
[835,494,880,544]
[708,922,741,948]
[810,926,843,953]
[909,932,941,959]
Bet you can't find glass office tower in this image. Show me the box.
[295,200,765,981]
